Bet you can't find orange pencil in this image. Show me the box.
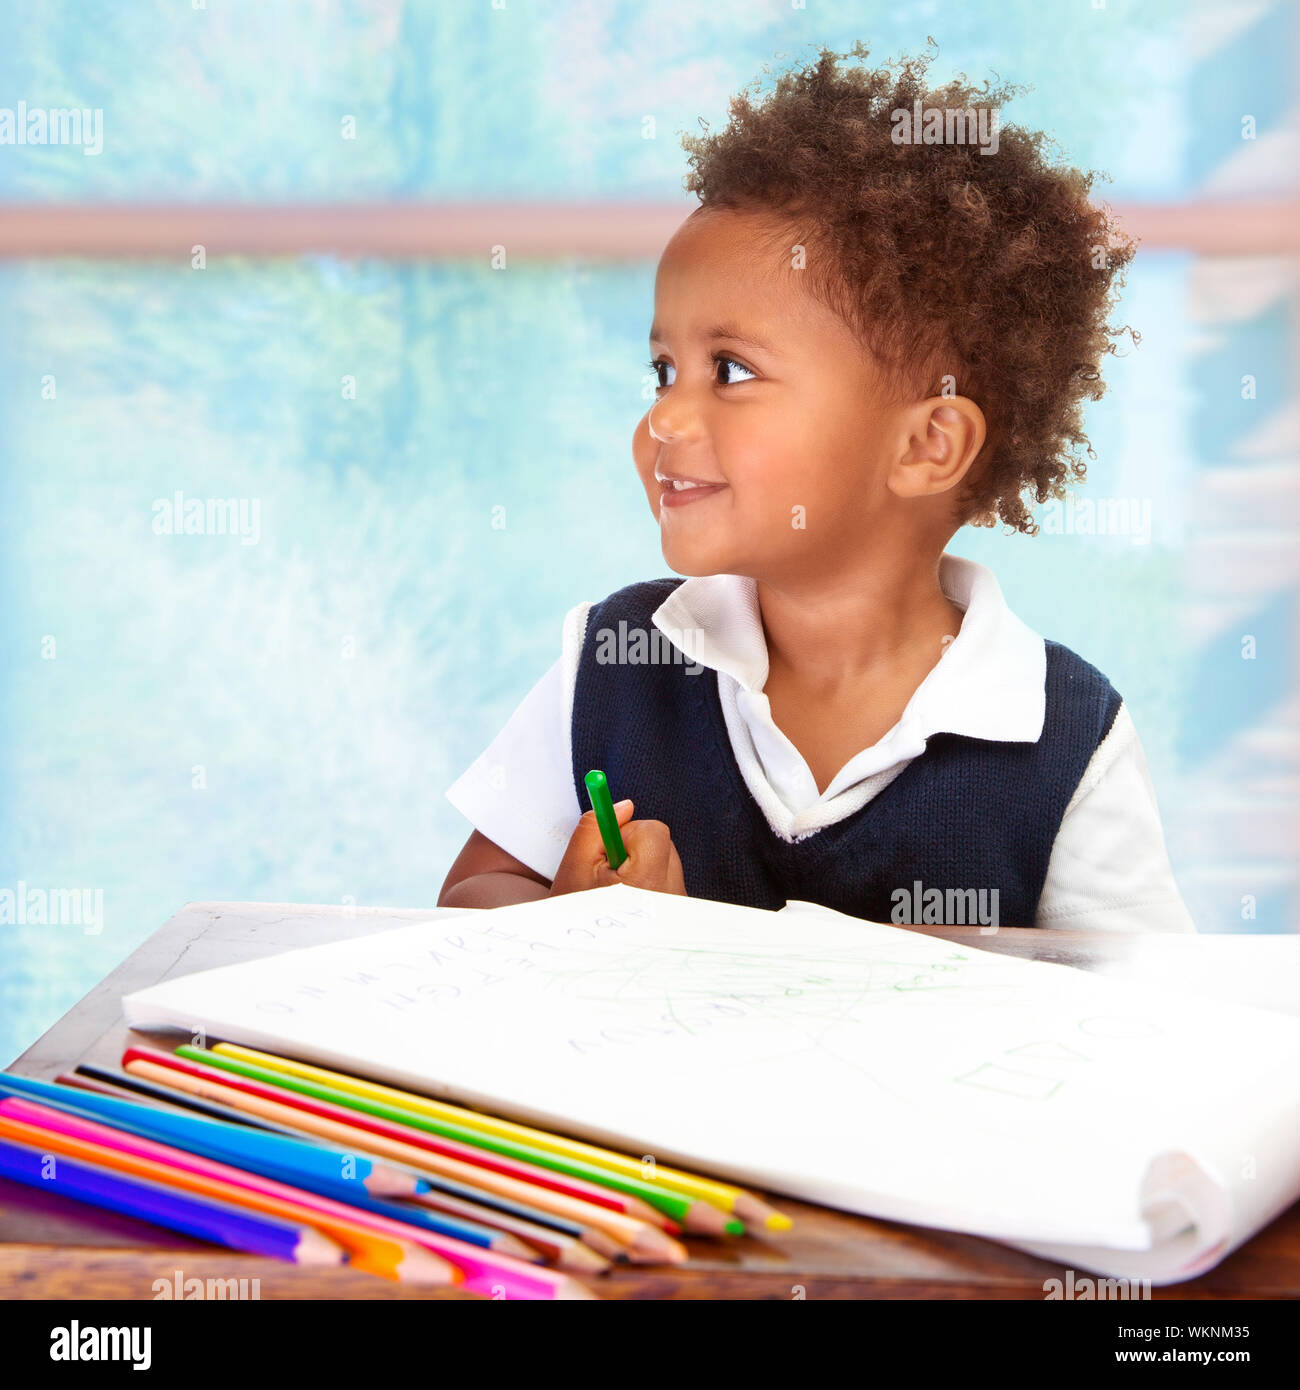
[0,1111,453,1285]
[404,1188,612,1273]
[124,1045,673,1229]
[124,1057,684,1263]
[2,1101,592,1300]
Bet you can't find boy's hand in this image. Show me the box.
[550,798,687,897]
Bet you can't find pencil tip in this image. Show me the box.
[499,1235,543,1261]
[556,1279,601,1300]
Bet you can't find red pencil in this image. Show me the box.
[122,1045,677,1231]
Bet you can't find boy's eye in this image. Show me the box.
[715,355,756,385]
[646,358,676,389]
[644,355,756,388]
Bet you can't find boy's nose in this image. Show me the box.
[647,401,670,443]
[648,397,700,444]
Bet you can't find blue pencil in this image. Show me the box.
[0,1133,345,1264]
[69,1064,323,1137]
[0,1074,426,1202]
[317,1185,541,1259]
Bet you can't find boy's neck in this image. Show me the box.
[754,548,964,693]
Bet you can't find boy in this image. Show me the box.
[440,44,1195,933]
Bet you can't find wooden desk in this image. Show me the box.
[3,903,1298,1300]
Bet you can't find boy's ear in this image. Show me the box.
[890,395,987,499]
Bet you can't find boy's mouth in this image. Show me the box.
[656,471,728,509]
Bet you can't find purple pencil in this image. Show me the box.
[0,1133,345,1265]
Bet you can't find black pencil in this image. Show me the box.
[65,1064,329,1141]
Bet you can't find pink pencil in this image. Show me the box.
[0,1097,593,1301]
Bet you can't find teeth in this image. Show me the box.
[669,479,706,490]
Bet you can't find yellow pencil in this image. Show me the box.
[129,1058,683,1263]
[213,1042,792,1232]
[0,1112,455,1286]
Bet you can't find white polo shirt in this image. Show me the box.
[447,553,1197,933]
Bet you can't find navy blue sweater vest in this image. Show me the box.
[569,578,1123,927]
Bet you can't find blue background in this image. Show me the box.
[1,0,1296,1064]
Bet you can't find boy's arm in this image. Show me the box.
[441,803,685,906]
[441,639,576,910]
[438,829,552,908]
[1036,704,1196,933]
[443,613,588,908]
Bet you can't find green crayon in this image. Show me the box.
[583,768,628,870]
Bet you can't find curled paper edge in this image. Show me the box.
[1011,1148,1232,1287]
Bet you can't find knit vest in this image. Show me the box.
[569,578,1123,927]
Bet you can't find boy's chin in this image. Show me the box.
[659,542,730,579]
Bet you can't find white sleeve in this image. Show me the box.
[1035,702,1198,933]
[444,602,590,881]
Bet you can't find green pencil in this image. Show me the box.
[584,768,628,870]
[176,1045,744,1235]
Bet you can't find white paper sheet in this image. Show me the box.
[122,884,1300,1285]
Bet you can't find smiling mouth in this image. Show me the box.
[662,477,720,490]
[658,477,727,509]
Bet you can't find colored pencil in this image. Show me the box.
[408,1181,622,1258]
[0,1073,420,1201]
[126,1045,670,1229]
[179,1043,735,1234]
[59,1070,143,1100]
[584,769,628,869]
[311,1186,538,1260]
[122,1056,619,1265]
[67,1064,327,1138]
[125,1058,679,1262]
[0,1132,345,1265]
[59,1070,529,1257]
[0,1110,454,1285]
[401,1188,611,1273]
[209,1040,784,1228]
[0,1101,591,1300]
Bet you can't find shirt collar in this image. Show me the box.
[650,553,1046,745]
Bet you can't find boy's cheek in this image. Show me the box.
[631,410,655,469]
[631,413,661,507]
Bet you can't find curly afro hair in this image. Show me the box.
[678,40,1138,535]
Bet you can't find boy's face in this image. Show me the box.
[633,204,913,582]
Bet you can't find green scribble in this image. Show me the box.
[663,992,694,1037]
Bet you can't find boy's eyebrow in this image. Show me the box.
[648,321,780,356]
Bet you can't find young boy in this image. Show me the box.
[440,44,1195,933]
